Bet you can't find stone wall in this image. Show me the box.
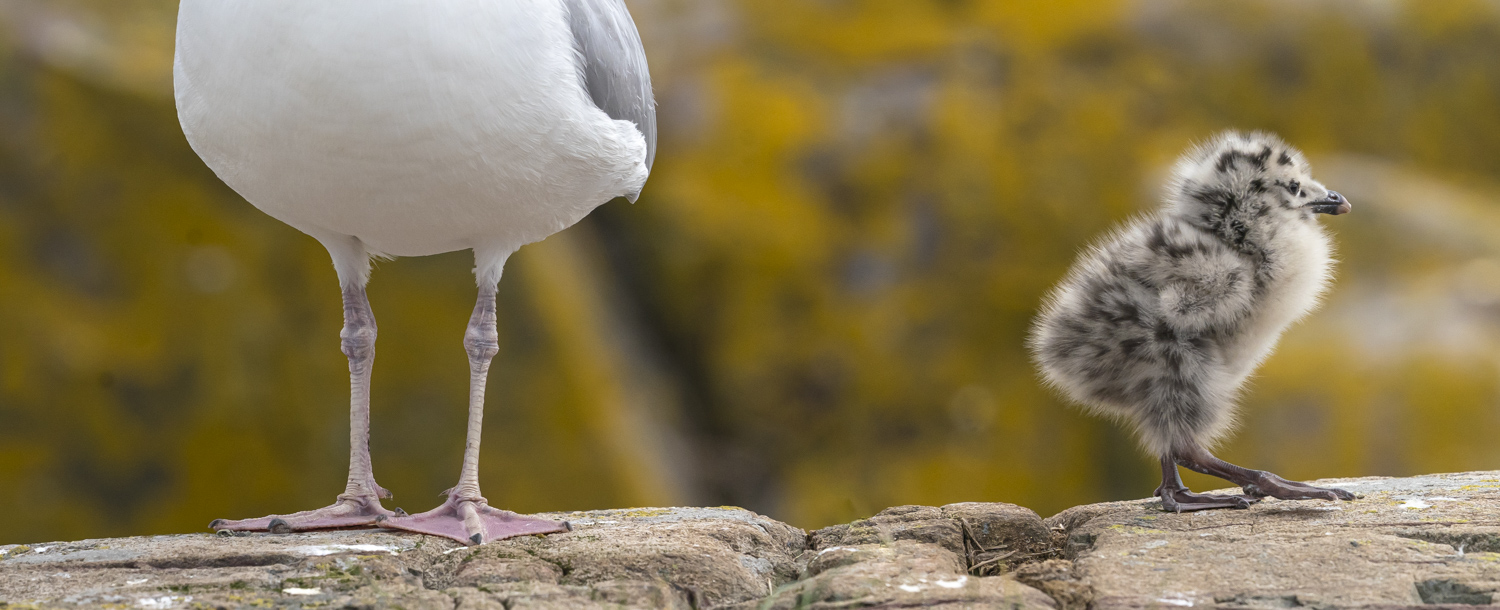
[3,471,1499,608]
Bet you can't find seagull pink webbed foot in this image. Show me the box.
[385,489,567,545]
[211,489,402,534]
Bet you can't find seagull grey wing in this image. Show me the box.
[565,0,657,173]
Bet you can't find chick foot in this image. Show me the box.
[383,490,569,545]
[1155,455,1259,512]
[1237,472,1357,502]
[1173,445,1356,504]
[211,489,400,533]
[1157,486,1258,513]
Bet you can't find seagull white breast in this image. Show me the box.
[173,0,651,258]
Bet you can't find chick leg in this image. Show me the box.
[384,284,568,545]
[212,285,399,532]
[1155,456,1257,512]
[1173,443,1356,502]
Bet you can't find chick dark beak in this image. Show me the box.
[1306,190,1351,215]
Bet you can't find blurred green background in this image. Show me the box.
[4,0,1500,544]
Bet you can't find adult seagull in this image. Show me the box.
[174,0,655,545]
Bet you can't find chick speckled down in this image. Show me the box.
[1030,131,1341,456]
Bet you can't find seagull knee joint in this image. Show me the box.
[463,331,500,362]
[340,326,377,360]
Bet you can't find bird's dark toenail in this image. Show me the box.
[268,518,292,534]
[470,533,483,545]
[395,507,408,517]
[563,521,573,532]
[374,515,387,523]
[209,519,225,529]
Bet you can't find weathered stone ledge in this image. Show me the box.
[4,471,1500,608]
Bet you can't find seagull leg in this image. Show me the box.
[385,284,568,545]
[1172,443,1356,503]
[1155,455,1257,512]
[211,284,398,533]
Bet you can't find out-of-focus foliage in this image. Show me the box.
[2,0,1500,543]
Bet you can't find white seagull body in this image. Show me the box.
[177,0,653,281]
[174,0,655,544]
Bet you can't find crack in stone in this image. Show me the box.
[1416,579,1493,605]
[1393,529,1500,554]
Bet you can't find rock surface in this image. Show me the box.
[3,472,1500,608]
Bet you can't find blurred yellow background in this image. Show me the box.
[3,0,1500,544]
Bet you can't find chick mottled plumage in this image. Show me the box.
[1030,131,1355,511]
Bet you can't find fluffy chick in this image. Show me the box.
[1029,131,1355,512]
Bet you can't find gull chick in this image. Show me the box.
[1029,131,1355,511]
[175,0,656,543]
